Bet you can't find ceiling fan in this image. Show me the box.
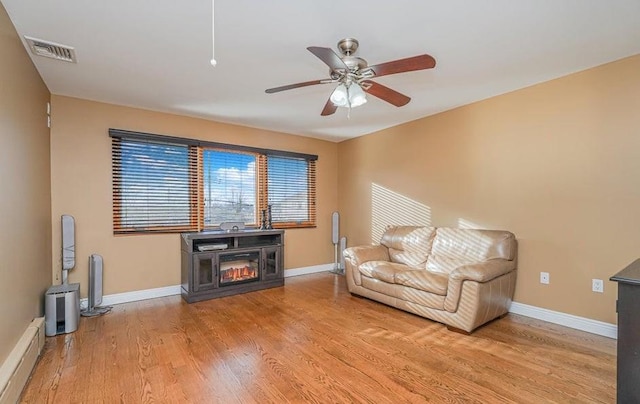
[265,38,436,116]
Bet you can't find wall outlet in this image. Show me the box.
[592,279,604,293]
[540,272,550,285]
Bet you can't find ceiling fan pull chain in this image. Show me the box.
[347,85,352,119]
[210,0,217,66]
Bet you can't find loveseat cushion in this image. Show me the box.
[380,226,436,268]
[370,265,397,283]
[359,261,407,281]
[359,261,449,296]
[395,269,449,295]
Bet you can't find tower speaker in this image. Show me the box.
[339,236,347,272]
[61,215,75,282]
[82,254,110,317]
[330,212,342,274]
[332,212,340,245]
[89,254,103,309]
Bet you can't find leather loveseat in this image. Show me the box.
[343,226,517,333]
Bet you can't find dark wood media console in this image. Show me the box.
[180,229,284,303]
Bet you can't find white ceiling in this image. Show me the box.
[3,1,640,142]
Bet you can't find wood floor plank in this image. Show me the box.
[20,272,616,403]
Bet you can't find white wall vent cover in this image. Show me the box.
[24,36,77,63]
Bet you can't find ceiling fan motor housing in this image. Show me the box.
[337,38,359,55]
[337,38,368,72]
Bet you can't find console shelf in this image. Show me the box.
[180,229,284,303]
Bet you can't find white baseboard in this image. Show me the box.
[80,284,181,309]
[509,301,617,339]
[0,317,45,404]
[80,263,333,309]
[284,263,333,278]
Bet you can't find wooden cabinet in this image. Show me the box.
[181,229,284,303]
[262,246,282,280]
[192,252,217,292]
[610,258,640,403]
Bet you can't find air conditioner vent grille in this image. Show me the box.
[24,36,77,63]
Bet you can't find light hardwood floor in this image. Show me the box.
[21,272,616,403]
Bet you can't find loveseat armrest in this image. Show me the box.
[343,245,390,267]
[450,259,516,283]
[444,259,516,313]
[343,245,390,287]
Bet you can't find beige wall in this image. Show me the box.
[50,96,338,296]
[0,4,51,363]
[338,55,640,324]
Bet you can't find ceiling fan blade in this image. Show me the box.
[321,98,337,116]
[366,54,436,78]
[265,79,331,94]
[361,80,411,107]
[307,46,349,71]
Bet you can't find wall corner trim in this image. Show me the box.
[509,301,617,339]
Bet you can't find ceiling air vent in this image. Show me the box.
[24,36,77,63]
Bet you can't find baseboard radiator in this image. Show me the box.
[0,317,45,404]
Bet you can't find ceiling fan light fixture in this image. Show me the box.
[349,83,367,107]
[330,83,349,107]
[330,82,367,108]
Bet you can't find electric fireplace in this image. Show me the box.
[219,251,260,285]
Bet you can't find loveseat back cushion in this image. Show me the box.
[426,228,516,274]
[380,226,436,268]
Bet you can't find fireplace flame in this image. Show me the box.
[220,260,258,283]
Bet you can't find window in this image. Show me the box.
[267,156,316,227]
[110,129,317,234]
[203,149,257,226]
